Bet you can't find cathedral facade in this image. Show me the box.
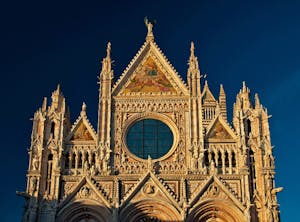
[18,22,282,222]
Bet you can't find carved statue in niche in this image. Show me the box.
[32,154,39,171]
[103,148,112,172]
[264,147,274,168]
[83,161,89,173]
[209,160,216,175]
[90,165,97,176]
[198,152,205,170]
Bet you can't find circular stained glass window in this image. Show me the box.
[126,119,174,159]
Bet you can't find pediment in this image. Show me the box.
[65,114,97,143]
[189,175,244,211]
[58,177,112,210]
[120,171,180,210]
[112,41,189,97]
[206,115,237,141]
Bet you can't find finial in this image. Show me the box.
[57,84,60,92]
[242,81,246,92]
[81,102,87,115]
[219,84,225,96]
[144,17,155,42]
[106,42,111,59]
[205,80,208,87]
[190,41,195,57]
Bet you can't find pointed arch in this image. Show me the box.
[119,200,182,222]
[56,199,112,222]
[187,200,246,222]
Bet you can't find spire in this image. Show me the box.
[50,84,65,112]
[219,84,227,121]
[144,17,155,42]
[237,81,251,110]
[188,42,200,74]
[187,42,200,91]
[219,84,225,96]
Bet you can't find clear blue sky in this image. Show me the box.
[1,0,299,221]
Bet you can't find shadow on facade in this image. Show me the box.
[17,191,183,222]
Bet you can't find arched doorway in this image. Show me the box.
[120,200,182,222]
[187,200,246,222]
[56,200,112,222]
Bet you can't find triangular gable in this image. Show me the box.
[65,113,97,143]
[58,176,112,210]
[120,171,181,210]
[189,175,245,211]
[202,81,217,103]
[205,115,237,141]
[112,41,189,96]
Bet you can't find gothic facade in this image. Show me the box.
[18,22,282,222]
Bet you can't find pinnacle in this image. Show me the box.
[220,84,225,95]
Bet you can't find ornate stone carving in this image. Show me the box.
[20,22,281,222]
[143,183,156,196]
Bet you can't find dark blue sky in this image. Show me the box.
[1,1,299,221]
